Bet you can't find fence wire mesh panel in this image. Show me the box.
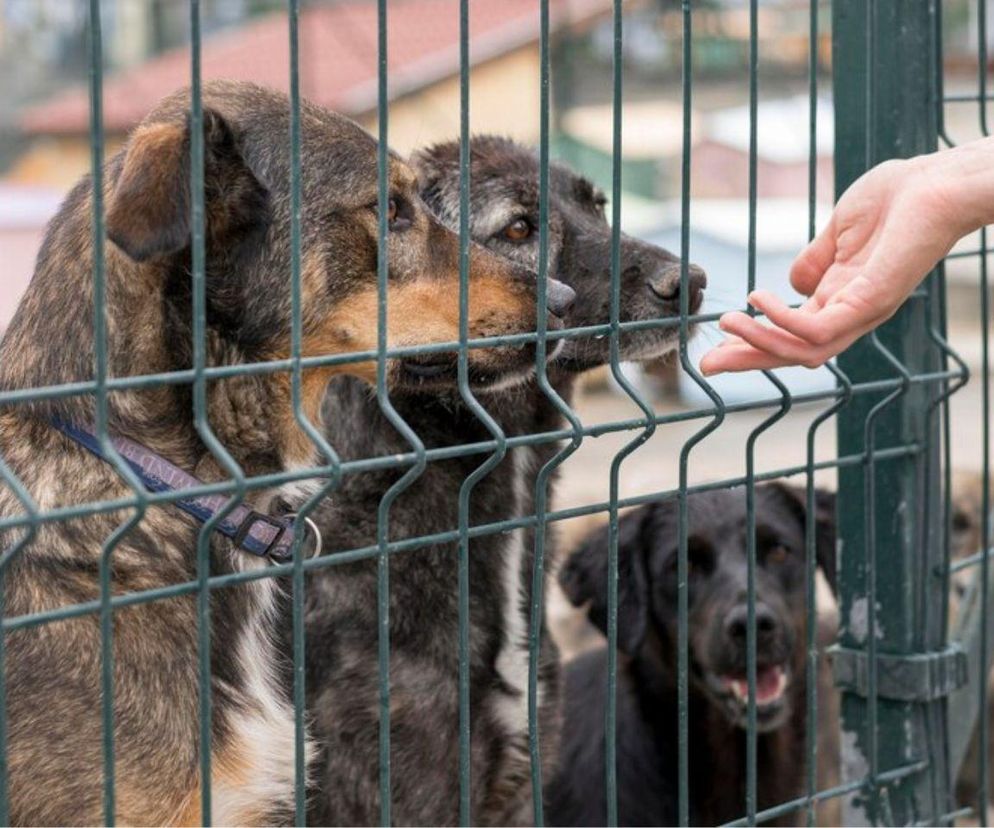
[0,0,991,827]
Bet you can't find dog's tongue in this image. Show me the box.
[728,666,786,706]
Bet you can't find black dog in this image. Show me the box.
[547,483,836,827]
[298,136,706,826]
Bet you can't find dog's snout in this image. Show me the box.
[724,604,780,645]
[546,279,576,319]
[647,263,707,313]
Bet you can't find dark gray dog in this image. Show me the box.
[0,87,555,826]
[297,136,706,826]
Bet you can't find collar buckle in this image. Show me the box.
[232,510,292,560]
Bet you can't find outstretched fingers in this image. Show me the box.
[699,341,801,375]
[713,311,833,369]
[746,290,870,348]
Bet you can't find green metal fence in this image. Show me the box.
[0,0,991,826]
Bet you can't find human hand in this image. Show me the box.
[699,152,974,375]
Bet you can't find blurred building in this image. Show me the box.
[9,0,614,188]
[692,95,833,199]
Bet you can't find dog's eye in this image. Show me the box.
[766,544,790,565]
[380,197,412,232]
[503,218,532,242]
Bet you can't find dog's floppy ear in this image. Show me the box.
[410,140,459,216]
[106,108,267,262]
[811,487,837,594]
[559,506,653,655]
[766,482,838,596]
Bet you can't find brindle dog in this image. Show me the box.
[299,136,706,825]
[0,85,567,825]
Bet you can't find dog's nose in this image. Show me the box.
[724,604,780,645]
[646,263,706,313]
[546,279,576,319]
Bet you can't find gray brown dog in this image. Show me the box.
[299,136,705,825]
[0,83,568,825]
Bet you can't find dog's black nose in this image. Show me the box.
[724,604,779,645]
[646,263,706,313]
[546,279,576,319]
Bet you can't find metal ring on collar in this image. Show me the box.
[277,514,323,561]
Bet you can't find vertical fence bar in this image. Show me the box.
[916,13,973,805]
[371,2,430,824]
[676,2,726,825]
[603,1,662,822]
[974,2,991,816]
[87,2,150,823]
[188,3,250,823]
[375,2,393,821]
[190,3,213,821]
[976,209,991,828]
[456,2,477,819]
[938,4,992,814]
[742,3,794,821]
[287,2,342,823]
[833,1,952,822]
[287,0,311,817]
[800,9,855,827]
[288,11,310,804]
[529,2,585,824]
[87,7,116,818]
[452,2,512,822]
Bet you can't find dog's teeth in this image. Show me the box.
[775,668,788,698]
[724,668,788,706]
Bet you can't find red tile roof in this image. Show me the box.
[20,0,612,135]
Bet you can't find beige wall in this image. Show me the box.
[0,226,48,332]
[6,135,127,189]
[360,47,542,156]
[6,48,541,188]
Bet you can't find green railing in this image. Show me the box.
[0,0,991,826]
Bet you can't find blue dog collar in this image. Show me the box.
[50,419,310,562]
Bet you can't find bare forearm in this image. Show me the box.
[920,135,994,239]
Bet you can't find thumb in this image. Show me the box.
[790,218,837,296]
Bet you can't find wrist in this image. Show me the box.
[919,138,994,237]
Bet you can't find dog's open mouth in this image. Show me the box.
[720,665,789,708]
[701,663,791,731]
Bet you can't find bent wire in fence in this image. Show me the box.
[0,1,989,827]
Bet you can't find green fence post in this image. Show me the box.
[833,0,963,825]
[832,1,956,824]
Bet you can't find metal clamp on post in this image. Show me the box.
[829,643,969,703]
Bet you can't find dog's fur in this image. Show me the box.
[950,472,994,820]
[298,135,705,825]
[546,483,836,827]
[0,86,556,825]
